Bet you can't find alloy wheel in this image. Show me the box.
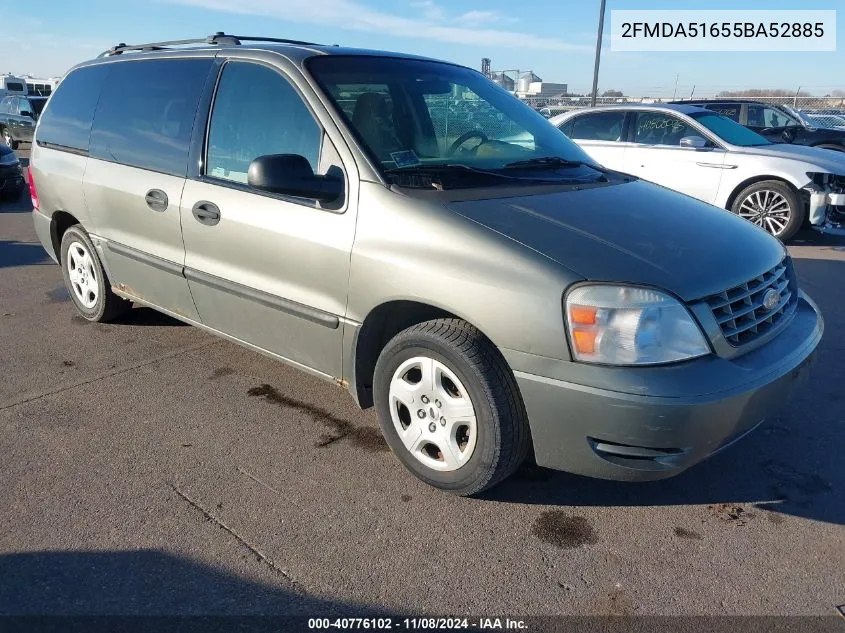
[738,189,791,237]
[66,241,99,309]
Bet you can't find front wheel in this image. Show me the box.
[730,180,803,241]
[373,318,531,496]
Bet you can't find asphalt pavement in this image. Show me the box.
[1,147,843,619]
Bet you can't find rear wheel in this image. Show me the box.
[373,318,530,496]
[730,180,803,241]
[59,225,131,322]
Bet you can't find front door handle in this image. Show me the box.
[192,201,221,226]
[144,189,169,212]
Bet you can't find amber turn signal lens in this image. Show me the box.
[570,305,597,325]
[572,329,597,355]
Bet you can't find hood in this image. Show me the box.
[733,142,845,172]
[448,180,786,302]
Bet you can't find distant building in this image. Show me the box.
[490,71,515,92]
[517,81,569,99]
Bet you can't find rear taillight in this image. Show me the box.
[28,165,39,210]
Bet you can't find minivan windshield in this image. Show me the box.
[688,112,772,147]
[308,56,601,186]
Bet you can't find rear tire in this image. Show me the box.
[59,225,131,322]
[373,318,530,496]
[730,180,803,242]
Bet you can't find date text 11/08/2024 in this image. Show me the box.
[307,618,528,630]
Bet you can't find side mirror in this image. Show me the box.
[679,135,708,149]
[247,154,343,203]
[781,128,796,143]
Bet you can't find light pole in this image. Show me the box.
[590,0,607,107]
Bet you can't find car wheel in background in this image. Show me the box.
[374,318,531,496]
[1,127,16,150]
[59,225,131,322]
[730,180,803,241]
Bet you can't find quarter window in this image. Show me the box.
[633,112,697,146]
[36,65,109,152]
[206,62,322,185]
[89,58,212,176]
[568,111,626,142]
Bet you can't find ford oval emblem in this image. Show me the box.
[762,288,780,312]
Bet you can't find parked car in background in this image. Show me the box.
[670,99,845,152]
[30,34,822,495]
[551,104,845,241]
[0,95,48,149]
[0,142,24,200]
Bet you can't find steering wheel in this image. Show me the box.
[448,130,489,156]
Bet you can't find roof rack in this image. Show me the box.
[98,32,322,58]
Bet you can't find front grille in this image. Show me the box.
[705,257,798,347]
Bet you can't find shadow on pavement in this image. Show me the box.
[0,240,49,268]
[0,549,378,622]
[112,306,190,327]
[488,256,844,527]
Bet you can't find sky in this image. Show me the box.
[1,0,842,97]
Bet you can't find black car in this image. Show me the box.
[0,142,24,200]
[0,95,48,149]
[669,99,845,152]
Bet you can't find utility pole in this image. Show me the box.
[672,74,679,100]
[793,86,802,107]
[590,0,607,107]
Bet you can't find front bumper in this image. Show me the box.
[807,189,845,236]
[0,170,24,197]
[512,294,822,481]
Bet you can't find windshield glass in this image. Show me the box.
[308,56,598,184]
[688,112,772,147]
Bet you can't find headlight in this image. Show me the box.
[565,285,710,365]
[0,153,18,166]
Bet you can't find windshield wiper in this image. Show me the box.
[503,156,585,169]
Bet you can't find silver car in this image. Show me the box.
[552,104,845,241]
[29,34,822,495]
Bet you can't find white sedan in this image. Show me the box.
[547,104,845,241]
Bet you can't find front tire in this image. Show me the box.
[373,318,530,496]
[730,180,803,241]
[60,225,131,322]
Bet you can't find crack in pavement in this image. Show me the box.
[237,466,283,496]
[170,483,299,588]
[0,340,222,411]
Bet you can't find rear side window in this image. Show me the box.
[6,82,24,92]
[36,65,109,152]
[704,103,740,122]
[633,112,697,146]
[90,58,212,176]
[568,111,626,142]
